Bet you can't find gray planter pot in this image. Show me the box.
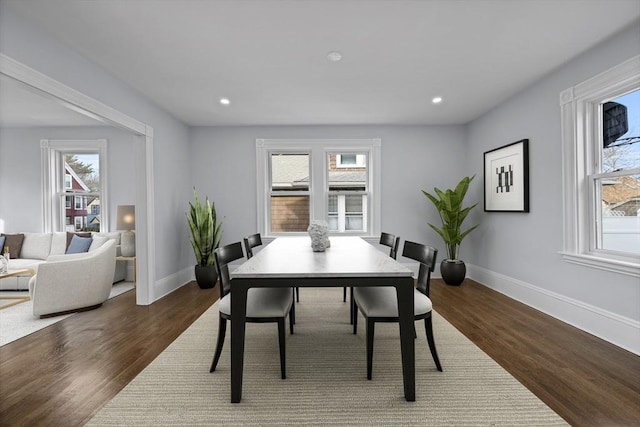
[440,259,466,286]
[195,264,218,289]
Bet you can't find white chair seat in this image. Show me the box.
[219,287,293,318]
[353,286,432,318]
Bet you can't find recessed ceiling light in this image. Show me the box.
[432,97,443,104]
[220,98,230,105]
[327,51,343,62]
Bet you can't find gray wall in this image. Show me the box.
[465,22,640,350]
[189,125,468,251]
[0,126,135,232]
[0,6,193,291]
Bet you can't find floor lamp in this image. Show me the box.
[116,205,136,257]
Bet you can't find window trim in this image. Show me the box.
[256,138,381,238]
[41,139,109,233]
[560,55,640,277]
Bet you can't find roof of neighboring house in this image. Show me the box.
[64,162,91,192]
[271,155,366,189]
[602,176,640,204]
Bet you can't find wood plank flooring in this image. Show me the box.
[1,279,638,426]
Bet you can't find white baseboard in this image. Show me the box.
[153,266,195,301]
[467,264,640,355]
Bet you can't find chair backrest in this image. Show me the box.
[380,232,400,260]
[243,233,262,259]
[214,242,245,297]
[401,240,438,296]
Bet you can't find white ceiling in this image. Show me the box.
[2,0,640,127]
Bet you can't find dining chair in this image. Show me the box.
[209,241,294,379]
[353,240,442,380]
[244,233,300,303]
[345,232,400,324]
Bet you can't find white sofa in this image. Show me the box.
[29,239,117,317]
[1,231,126,290]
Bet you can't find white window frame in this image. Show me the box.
[257,138,381,238]
[560,55,640,277]
[41,139,109,233]
[327,151,369,232]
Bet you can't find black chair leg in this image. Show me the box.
[278,318,286,379]
[289,302,295,334]
[425,316,442,372]
[349,287,354,324]
[210,316,227,373]
[353,303,358,334]
[343,286,347,302]
[366,319,375,380]
[296,287,300,302]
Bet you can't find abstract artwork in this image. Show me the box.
[484,139,529,212]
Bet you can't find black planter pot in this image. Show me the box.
[195,264,218,289]
[440,259,466,286]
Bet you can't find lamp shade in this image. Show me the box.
[116,205,136,230]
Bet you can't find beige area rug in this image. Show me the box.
[0,282,135,346]
[89,288,567,426]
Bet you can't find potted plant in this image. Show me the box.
[422,175,478,286]
[186,188,222,289]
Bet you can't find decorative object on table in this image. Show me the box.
[307,220,331,252]
[186,188,222,289]
[483,139,530,212]
[422,176,478,286]
[116,205,136,257]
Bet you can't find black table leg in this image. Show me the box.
[395,279,415,401]
[231,280,248,403]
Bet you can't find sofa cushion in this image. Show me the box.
[66,235,93,254]
[92,231,121,245]
[89,235,109,252]
[2,233,25,258]
[66,232,92,250]
[20,233,53,260]
[50,232,68,256]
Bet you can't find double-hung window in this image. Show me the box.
[560,56,640,276]
[257,139,380,237]
[41,139,108,233]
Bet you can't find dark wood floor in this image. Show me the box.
[1,279,639,426]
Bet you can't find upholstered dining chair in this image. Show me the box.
[244,233,300,303]
[345,232,400,324]
[209,241,294,379]
[353,240,442,380]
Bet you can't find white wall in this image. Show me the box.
[0,126,135,232]
[189,125,468,253]
[0,6,193,299]
[465,22,640,354]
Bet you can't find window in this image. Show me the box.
[560,56,640,276]
[257,139,380,237]
[41,140,108,233]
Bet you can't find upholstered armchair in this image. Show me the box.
[28,239,117,317]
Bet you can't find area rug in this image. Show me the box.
[88,288,566,426]
[0,282,134,346]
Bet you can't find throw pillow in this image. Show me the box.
[88,235,109,252]
[66,234,93,254]
[66,232,92,250]
[1,233,25,258]
[0,236,5,254]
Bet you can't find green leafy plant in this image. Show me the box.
[186,188,222,266]
[422,176,478,261]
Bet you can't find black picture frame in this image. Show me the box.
[484,139,529,212]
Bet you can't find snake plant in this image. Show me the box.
[186,188,222,266]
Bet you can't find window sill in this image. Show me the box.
[560,252,640,278]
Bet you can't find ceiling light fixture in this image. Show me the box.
[327,51,343,62]
[220,98,230,105]
[432,97,443,104]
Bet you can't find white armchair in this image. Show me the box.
[28,239,117,317]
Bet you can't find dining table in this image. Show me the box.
[229,235,416,403]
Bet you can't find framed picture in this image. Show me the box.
[484,139,529,212]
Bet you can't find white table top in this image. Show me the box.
[231,236,412,279]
